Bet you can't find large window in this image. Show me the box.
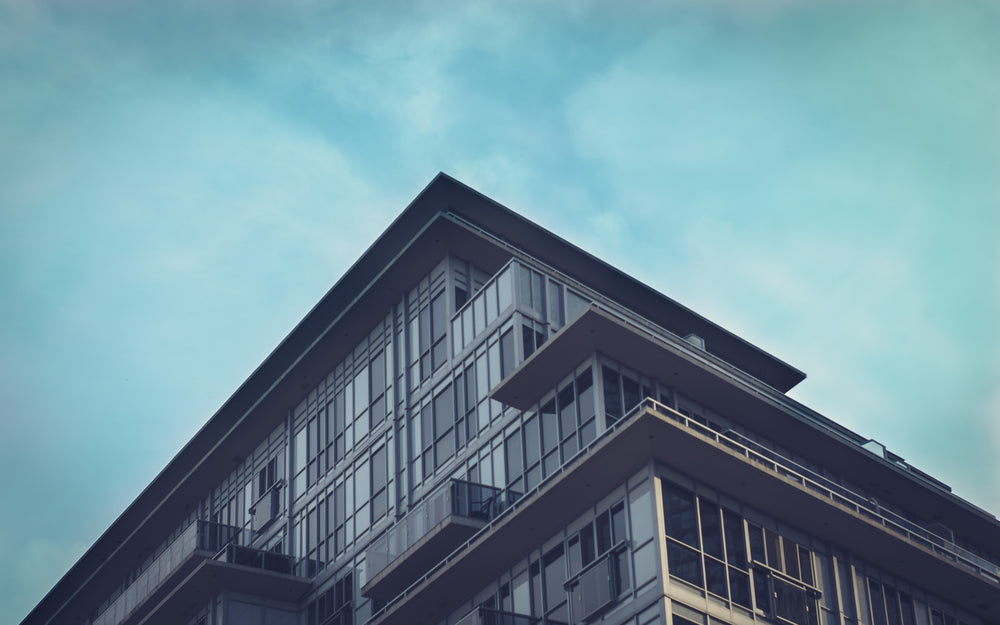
[661,480,820,624]
[407,260,448,390]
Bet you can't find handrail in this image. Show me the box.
[364,478,521,582]
[368,397,999,624]
[639,398,1000,582]
[92,520,242,625]
[365,398,648,624]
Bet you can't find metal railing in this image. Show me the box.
[640,398,1000,583]
[368,396,999,625]
[93,520,302,625]
[92,521,240,625]
[365,478,521,581]
[455,606,567,625]
[366,400,647,624]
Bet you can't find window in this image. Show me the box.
[371,445,389,522]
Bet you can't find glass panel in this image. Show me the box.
[705,557,728,598]
[505,431,523,485]
[723,509,747,567]
[577,370,594,421]
[667,541,702,586]
[753,568,771,615]
[532,271,545,315]
[476,353,489,401]
[354,366,369,416]
[596,510,612,553]
[700,499,724,558]
[662,482,699,548]
[622,375,640,414]
[748,523,766,564]
[730,567,752,609]
[543,546,565,611]
[629,484,654,543]
[548,281,564,327]
[558,383,576,436]
[899,593,916,625]
[370,351,386,397]
[452,318,463,354]
[485,282,498,325]
[500,328,515,378]
[488,340,501,388]
[885,586,902,625]
[513,569,530,615]
[294,427,307,474]
[524,415,540,466]
[531,561,543,617]
[579,523,595,565]
[463,307,474,346]
[799,548,813,586]
[372,446,387,491]
[497,268,513,313]
[838,561,856,619]
[355,460,370,510]
[419,306,430,353]
[566,289,587,319]
[434,386,454,435]
[869,580,888,625]
[522,323,535,360]
[431,292,447,340]
[602,366,621,423]
[421,404,433,451]
[764,528,781,570]
[435,433,455,468]
[611,502,626,543]
[783,537,800,580]
[474,295,486,335]
[775,577,808,625]
[568,536,582,576]
[541,399,558,453]
[633,540,657,589]
[518,265,532,309]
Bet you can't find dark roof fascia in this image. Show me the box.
[429,175,806,393]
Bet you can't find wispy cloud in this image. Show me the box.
[2,1,999,621]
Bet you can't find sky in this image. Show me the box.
[1,0,998,622]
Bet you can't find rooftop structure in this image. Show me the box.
[23,174,1000,625]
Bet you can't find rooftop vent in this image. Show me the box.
[683,333,705,350]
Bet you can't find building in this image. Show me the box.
[23,174,1000,625]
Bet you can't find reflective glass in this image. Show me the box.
[662,482,699,548]
[667,542,702,586]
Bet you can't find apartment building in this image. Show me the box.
[23,174,1000,625]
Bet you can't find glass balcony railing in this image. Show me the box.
[93,520,299,625]
[451,261,515,356]
[454,606,567,625]
[366,479,521,582]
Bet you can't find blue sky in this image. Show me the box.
[1,0,998,622]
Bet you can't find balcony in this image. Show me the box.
[367,400,1000,625]
[92,521,307,625]
[455,606,567,625]
[362,479,521,602]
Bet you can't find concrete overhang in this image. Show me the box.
[135,559,309,625]
[371,405,1000,625]
[362,515,486,603]
[492,305,1000,549]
